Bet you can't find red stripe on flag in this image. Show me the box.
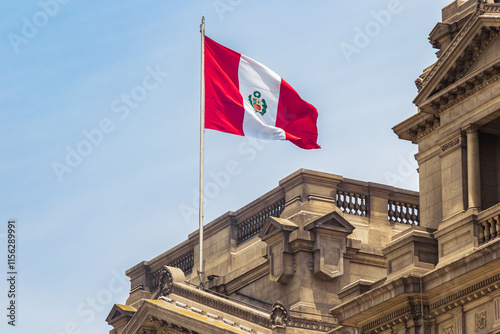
[204,37,245,136]
[276,79,320,149]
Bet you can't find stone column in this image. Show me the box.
[466,125,481,210]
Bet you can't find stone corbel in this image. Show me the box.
[259,217,299,284]
[304,211,355,281]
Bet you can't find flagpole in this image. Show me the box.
[198,16,206,287]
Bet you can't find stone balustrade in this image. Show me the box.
[126,171,420,303]
[151,250,195,291]
[478,213,500,246]
[336,190,368,217]
[388,200,420,225]
[236,199,285,245]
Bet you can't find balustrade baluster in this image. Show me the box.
[336,191,343,211]
[496,216,500,239]
[479,223,485,244]
[404,203,411,223]
[388,201,395,222]
[490,218,497,239]
[395,202,402,222]
[348,193,355,214]
[484,221,491,243]
[361,195,367,216]
[411,205,418,224]
[354,194,361,215]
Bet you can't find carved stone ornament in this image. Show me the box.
[147,315,195,334]
[441,137,460,152]
[270,301,288,329]
[476,310,487,330]
[442,325,453,334]
[138,329,156,334]
[156,265,174,298]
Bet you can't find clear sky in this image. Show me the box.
[1,0,450,333]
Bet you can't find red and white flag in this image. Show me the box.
[204,37,320,150]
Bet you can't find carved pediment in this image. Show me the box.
[106,303,137,334]
[427,27,499,97]
[106,304,136,323]
[415,6,500,110]
[304,210,354,235]
[258,217,298,242]
[303,211,355,281]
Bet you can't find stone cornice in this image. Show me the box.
[213,260,269,295]
[392,112,439,143]
[426,26,500,98]
[350,251,387,269]
[330,239,500,331]
[423,57,500,116]
[396,27,500,143]
[170,283,271,329]
[415,6,484,104]
[165,282,337,332]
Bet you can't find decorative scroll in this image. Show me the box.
[478,216,500,245]
[336,191,368,217]
[237,199,285,245]
[388,200,419,225]
[151,250,194,291]
[155,266,174,298]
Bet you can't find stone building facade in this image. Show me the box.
[107,1,500,333]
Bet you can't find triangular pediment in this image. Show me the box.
[415,12,500,108]
[467,36,500,73]
[258,216,298,241]
[304,210,354,234]
[105,303,136,324]
[122,298,270,334]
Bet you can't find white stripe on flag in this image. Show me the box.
[238,55,286,141]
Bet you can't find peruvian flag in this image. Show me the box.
[204,37,320,149]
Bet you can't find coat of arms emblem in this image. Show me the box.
[248,91,267,116]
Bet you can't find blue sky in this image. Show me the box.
[1,0,450,333]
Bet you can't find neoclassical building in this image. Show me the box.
[107,1,500,333]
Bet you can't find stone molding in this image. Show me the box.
[164,282,337,332]
[440,137,462,154]
[147,315,197,334]
[416,4,485,100]
[169,283,271,328]
[211,260,269,295]
[331,242,500,333]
